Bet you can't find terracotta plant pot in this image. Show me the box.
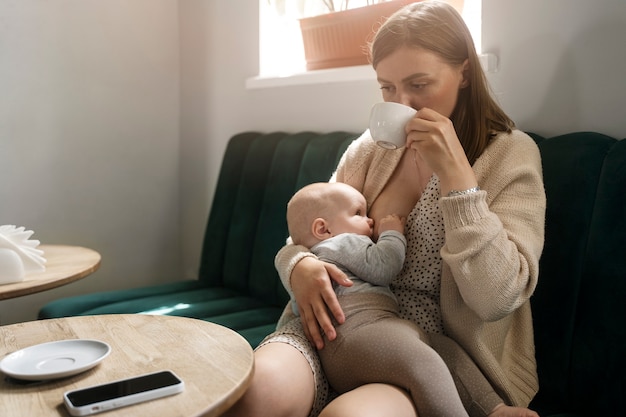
[299,0,464,71]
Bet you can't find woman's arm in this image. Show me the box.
[275,239,352,349]
[274,240,316,299]
[440,131,546,321]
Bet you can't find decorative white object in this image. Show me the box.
[0,225,46,284]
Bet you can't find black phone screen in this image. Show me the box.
[66,371,182,406]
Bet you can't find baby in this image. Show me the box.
[286,182,469,417]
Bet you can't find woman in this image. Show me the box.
[224,2,545,416]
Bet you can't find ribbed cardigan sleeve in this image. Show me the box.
[438,130,545,406]
[439,130,545,321]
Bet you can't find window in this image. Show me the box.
[258,0,482,78]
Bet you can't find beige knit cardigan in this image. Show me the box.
[275,129,546,406]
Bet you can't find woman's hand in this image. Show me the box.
[291,257,352,349]
[405,107,477,195]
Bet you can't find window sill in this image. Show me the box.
[245,53,497,90]
[246,65,377,89]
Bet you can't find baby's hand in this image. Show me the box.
[378,214,406,235]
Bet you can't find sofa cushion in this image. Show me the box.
[568,137,626,415]
[529,132,625,416]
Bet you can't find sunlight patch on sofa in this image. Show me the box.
[141,303,191,315]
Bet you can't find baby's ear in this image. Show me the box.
[311,218,330,240]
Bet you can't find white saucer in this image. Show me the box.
[0,339,111,381]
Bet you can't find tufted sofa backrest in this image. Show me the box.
[197,131,357,306]
[529,132,626,416]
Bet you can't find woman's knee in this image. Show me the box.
[256,342,315,390]
[320,384,418,417]
[224,342,315,417]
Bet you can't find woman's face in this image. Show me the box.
[375,46,468,117]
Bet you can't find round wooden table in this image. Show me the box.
[0,244,101,300]
[0,314,254,417]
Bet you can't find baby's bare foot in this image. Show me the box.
[488,403,540,417]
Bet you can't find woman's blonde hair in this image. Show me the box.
[370,1,514,164]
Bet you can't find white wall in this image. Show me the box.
[2,0,624,324]
[483,0,626,136]
[0,0,180,324]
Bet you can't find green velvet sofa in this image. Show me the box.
[39,130,625,416]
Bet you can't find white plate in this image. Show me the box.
[0,339,111,381]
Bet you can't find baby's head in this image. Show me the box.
[287,182,373,248]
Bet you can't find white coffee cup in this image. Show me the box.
[369,102,417,150]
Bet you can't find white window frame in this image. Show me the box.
[247,0,485,89]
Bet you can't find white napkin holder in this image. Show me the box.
[0,225,46,284]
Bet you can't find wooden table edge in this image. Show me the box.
[0,244,101,300]
[202,360,254,417]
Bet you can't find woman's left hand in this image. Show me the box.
[405,107,477,195]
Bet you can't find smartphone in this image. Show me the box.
[63,370,184,416]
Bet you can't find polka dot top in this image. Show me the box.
[390,174,446,334]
